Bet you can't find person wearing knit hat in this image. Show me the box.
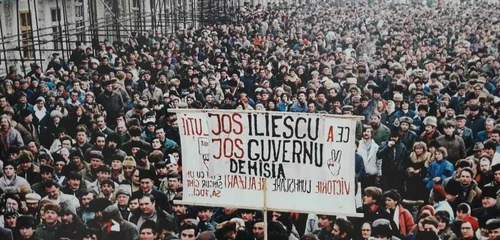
[419,205,436,216]
[59,200,85,239]
[100,205,140,240]
[461,216,479,239]
[372,224,392,239]
[115,184,132,220]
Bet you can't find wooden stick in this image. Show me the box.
[263,178,268,240]
[168,108,365,120]
[172,200,365,218]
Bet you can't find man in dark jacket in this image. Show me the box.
[436,120,466,164]
[455,114,475,155]
[132,169,170,211]
[60,201,87,239]
[377,129,409,194]
[398,116,418,151]
[16,215,38,240]
[466,104,485,138]
[101,205,139,240]
[96,79,124,127]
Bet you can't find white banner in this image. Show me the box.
[177,110,358,215]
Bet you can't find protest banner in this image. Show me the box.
[175,109,361,217]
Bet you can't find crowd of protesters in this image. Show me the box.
[1,0,500,240]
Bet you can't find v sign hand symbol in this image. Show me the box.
[327,150,342,176]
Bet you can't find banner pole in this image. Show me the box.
[263,178,268,240]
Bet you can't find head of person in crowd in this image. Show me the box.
[179,222,198,240]
[139,219,158,240]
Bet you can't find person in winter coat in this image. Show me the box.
[435,211,457,240]
[370,112,391,146]
[419,116,441,144]
[16,151,40,184]
[15,109,39,145]
[35,202,62,240]
[398,116,418,151]
[16,215,41,240]
[383,190,414,237]
[0,115,24,154]
[97,80,124,127]
[435,120,466,164]
[59,201,87,239]
[465,104,485,138]
[357,126,381,189]
[426,147,455,190]
[377,129,409,193]
[100,205,139,240]
[406,141,431,201]
[471,185,500,230]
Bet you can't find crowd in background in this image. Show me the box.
[1,0,500,240]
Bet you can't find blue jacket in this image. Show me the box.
[426,159,455,189]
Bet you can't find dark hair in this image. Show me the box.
[140,219,158,234]
[383,189,401,203]
[335,218,353,239]
[43,179,59,189]
[215,221,237,239]
[179,222,198,236]
[435,210,450,227]
[139,194,156,204]
[267,221,288,240]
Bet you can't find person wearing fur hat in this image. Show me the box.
[471,186,500,226]
[100,205,139,240]
[35,202,62,240]
[419,116,441,144]
[466,105,485,138]
[16,215,39,240]
[15,109,39,145]
[16,150,40,184]
[59,200,86,239]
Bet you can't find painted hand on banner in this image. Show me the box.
[199,138,210,171]
[327,149,342,176]
[202,154,210,171]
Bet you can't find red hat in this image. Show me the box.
[432,185,447,200]
[462,216,479,232]
[419,205,435,216]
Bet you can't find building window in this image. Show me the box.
[19,11,34,59]
[52,26,62,50]
[51,8,61,22]
[75,0,85,42]
[133,0,140,8]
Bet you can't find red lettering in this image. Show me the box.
[326,126,334,142]
[234,139,244,158]
[232,113,243,134]
[212,139,222,159]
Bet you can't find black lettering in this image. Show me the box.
[254,115,264,136]
[248,160,257,176]
[295,117,306,139]
[282,140,290,163]
[247,139,259,160]
[238,160,245,174]
[308,118,320,140]
[271,115,282,138]
[283,116,294,138]
[230,159,238,173]
[247,114,253,136]
[292,140,302,164]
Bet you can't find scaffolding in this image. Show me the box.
[0,0,243,76]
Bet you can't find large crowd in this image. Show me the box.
[1,0,500,240]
